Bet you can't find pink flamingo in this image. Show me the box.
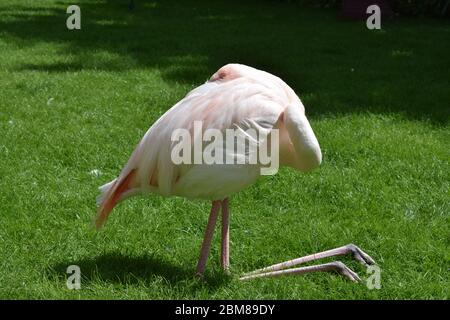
[95,64,375,281]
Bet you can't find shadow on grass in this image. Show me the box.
[49,252,232,289]
[1,0,449,122]
[19,62,85,72]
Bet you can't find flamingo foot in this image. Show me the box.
[345,244,376,267]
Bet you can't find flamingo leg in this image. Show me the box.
[221,198,230,273]
[196,200,221,276]
[241,244,375,281]
[240,261,361,282]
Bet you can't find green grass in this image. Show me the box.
[0,0,449,299]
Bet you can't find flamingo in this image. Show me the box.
[94,64,375,281]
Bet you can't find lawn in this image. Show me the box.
[0,0,449,299]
